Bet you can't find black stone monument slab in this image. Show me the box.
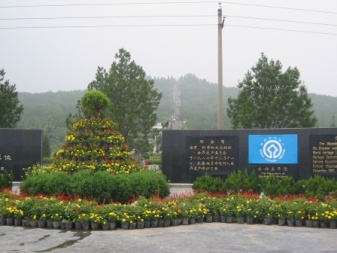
[162,128,337,183]
[0,129,42,181]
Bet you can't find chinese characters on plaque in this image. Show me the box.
[0,153,12,171]
[187,136,238,175]
[255,165,289,177]
[310,135,337,176]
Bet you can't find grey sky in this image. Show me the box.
[1,0,337,97]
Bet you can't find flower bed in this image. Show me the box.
[1,190,337,230]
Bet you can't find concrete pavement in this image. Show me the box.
[1,222,337,253]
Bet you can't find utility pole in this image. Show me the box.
[217,4,224,129]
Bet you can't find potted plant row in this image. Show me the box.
[1,191,337,230]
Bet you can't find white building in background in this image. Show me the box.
[152,122,163,131]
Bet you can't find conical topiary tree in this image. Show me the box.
[49,91,144,175]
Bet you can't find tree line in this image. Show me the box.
[1,51,337,156]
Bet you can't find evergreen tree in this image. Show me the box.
[88,48,162,154]
[227,53,317,129]
[0,69,23,128]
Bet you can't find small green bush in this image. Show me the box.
[300,175,337,199]
[259,175,278,195]
[70,170,97,199]
[91,171,114,203]
[222,170,260,193]
[112,175,133,203]
[43,172,71,195]
[156,172,171,197]
[21,172,71,195]
[128,171,170,200]
[81,90,110,116]
[0,170,13,190]
[275,176,297,195]
[192,174,224,193]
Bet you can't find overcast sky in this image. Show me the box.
[1,0,337,97]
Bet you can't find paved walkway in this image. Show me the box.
[1,222,337,253]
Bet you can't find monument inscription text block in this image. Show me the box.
[186,136,238,175]
[310,134,337,176]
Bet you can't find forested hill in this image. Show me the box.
[309,94,337,127]
[17,90,86,151]
[16,75,337,152]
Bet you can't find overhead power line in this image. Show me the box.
[0,1,217,9]
[226,24,337,36]
[222,1,337,15]
[0,24,216,29]
[0,2,336,35]
[1,23,337,36]
[0,1,336,15]
[227,15,337,28]
[0,14,215,21]
[1,14,336,29]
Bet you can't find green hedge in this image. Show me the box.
[20,170,170,203]
[193,171,337,198]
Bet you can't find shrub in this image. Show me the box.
[222,170,260,193]
[112,174,133,203]
[20,172,71,195]
[274,176,297,195]
[300,175,337,199]
[127,171,170,201]
[0,170,13,190]
[259,175,279,195]
[192,174,224,193]
[20,173,49,195]
[70,170,95,198]
[81,90,110,116]
[90,171,114,203]
[21,170,170,204]
[156,172,170,198]
[43,172,71,195]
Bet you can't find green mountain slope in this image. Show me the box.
[17,90,85,151]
